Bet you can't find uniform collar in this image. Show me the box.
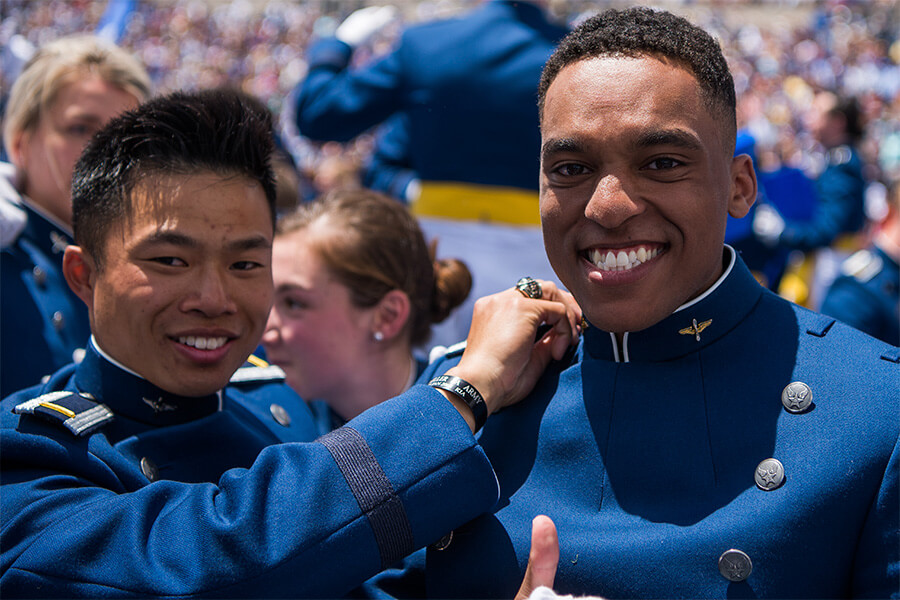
[73,338,222,425]
[583,246,764,363]
[18,198,74,259]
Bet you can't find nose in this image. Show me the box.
[585,173,644,229]
[261,309,282,346]
[181,266,237,316]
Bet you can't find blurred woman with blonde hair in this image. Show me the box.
[1,35,150,396]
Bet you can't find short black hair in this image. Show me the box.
[71,88,277,266]
[538,7,737,152]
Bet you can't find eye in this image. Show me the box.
[67,123,95,138]
[644,157,684,170]
[150,256,187,267]
[284,297,307,311]
[232,260,263,271]
[553,163,591,177]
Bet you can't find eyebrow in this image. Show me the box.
[541,137,585,162]
[140,231,272,252]
[274,282,310,294]
[635,129,703,152]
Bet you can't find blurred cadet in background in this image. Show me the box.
[752,92,870,307]
[1,35,150,397]
[821,180,899,345]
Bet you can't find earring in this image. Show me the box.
[373,331,384,342]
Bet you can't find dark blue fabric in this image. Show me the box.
[295,0,568,192]
[1,202,90,397]
[780,145,867,251]
[821,244,899,345]
[319,427,415,568]
[363,115,418,202]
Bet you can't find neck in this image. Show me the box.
[329,343,416,421]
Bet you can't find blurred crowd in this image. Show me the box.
[3,0,898,197]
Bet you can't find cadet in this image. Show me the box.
[0,89,581,597]
[292,0,569,348]
[821,180,900,345]
[408,8,898,598]
[1,36,150,397]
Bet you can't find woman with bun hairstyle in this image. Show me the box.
[262,188,472,432]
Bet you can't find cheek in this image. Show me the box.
[245,287,275,320]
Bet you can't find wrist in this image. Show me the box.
[429,374,488,433]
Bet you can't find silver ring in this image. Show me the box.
[515,276,542,299]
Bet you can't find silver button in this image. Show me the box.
[270,404,291,427]
[140,457,159,482]
[781,381,813,413]
[755,458,785,491]
[51,311,64,331]
[718,549,752,582]
[32,266,47,287]
[431,531,453,551]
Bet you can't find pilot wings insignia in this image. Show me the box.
[679,318,712,342]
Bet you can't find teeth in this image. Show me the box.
[589,246,660,271]
[178,336,228,350]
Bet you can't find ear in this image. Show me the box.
[727,154,757,219]
[372,289,411,342]
[62,245,97,312]
[7,129,29,171]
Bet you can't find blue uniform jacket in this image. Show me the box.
[780,145,867,251]
[0,342,499,597]
[363,114,418,202]
[294,0,568,192]
[1,171,91,397]
[821,244,900,346]
[410,248,899,598]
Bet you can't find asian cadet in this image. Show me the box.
[405,7,898,599]
[0,89,582,597]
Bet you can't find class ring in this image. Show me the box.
[515,276,543,299]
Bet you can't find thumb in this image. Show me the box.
[515,515,559,600]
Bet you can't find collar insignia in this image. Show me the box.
[49,231,70,254]
[679,318,712,342]
[143,396,176,413]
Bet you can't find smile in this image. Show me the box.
[177,336,229,350]
[587,245,662,272]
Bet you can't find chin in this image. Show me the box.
[171,373,232,398]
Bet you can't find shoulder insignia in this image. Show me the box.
[429,340,467,364]
[841,249,882,283]
[14,391,114,437]
[230,364,286,384]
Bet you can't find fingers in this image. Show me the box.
[452,281,582,414]
[531,281,584,343]
[515,515,560,600]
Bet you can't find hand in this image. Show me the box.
[448,280,582,420]
[515,515,560,600]
[335,5,398,47]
